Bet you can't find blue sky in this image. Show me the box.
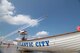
[0,0,80,40]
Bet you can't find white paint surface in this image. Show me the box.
[18,32,80,52]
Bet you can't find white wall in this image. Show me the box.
[18,32,80,52]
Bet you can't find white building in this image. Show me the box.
[1,31,80,53]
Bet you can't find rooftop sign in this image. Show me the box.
[18,40,49,47]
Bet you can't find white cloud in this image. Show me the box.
[36,31,48,38]
[0,0,15,15]
[16,37,21,40]
[0,0,39,26]
[36,31,48,36]
[28,31,49,40]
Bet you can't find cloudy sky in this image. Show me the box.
[0,0,80,40]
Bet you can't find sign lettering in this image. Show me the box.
[18,40,49,47]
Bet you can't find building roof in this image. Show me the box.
[15,31,80,42]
